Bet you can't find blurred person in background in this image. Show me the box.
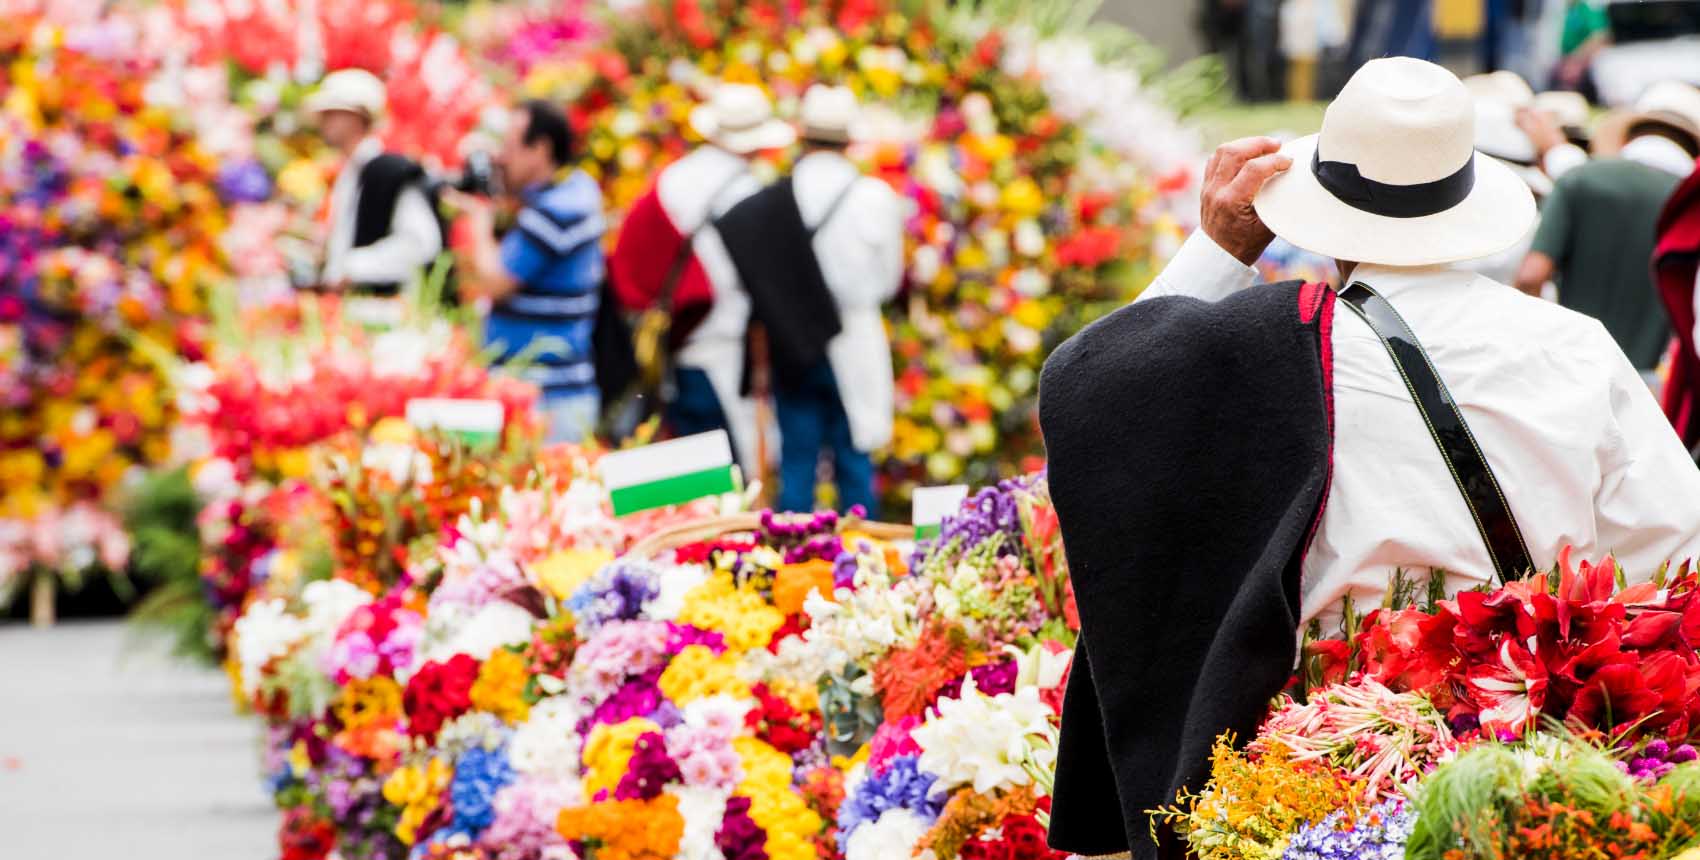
[714,85,903,516]
[308,69,443,298]
[1517,80,1700,381]
[1465,72,1553,285]
[1653,160,1700,455]
[449,100,607,444]
[609,84,792,474]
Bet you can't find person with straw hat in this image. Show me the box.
[714,84,903,516]
[1040,57,1700,860]
[305,68,443,299]
[608,83,795,474]
[1515,80,1700,375]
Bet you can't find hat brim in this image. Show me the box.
[1254,134,1537,267]
[689,107,797,154]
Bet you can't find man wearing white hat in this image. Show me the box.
[714,84,903,515]
[1041,57,1700,860]
[306,68,443,297]
[1515,80,1700,374]
[609,83,795,473]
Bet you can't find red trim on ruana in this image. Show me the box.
[1297,282,1337,573]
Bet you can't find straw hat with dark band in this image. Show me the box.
[1254,57,1537,267]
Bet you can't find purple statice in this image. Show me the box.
[449,744,515,837]
[836,754,944,853]
[216,159,272,203]
[716,795,769,860]
[568,561,661,629]
[934,660,1020,701]
[1280,797,1414,860]
[1624,738,1699,780]
[614,731,683,801]
[832,548,860,589]
[665,622,727,655]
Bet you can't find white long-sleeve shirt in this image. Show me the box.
[1144,231,1700,631]
[794,150,905,452]
[322,137,443,287]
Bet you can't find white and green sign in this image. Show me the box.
[912,484,969,539]
[600,430,737,517]
[405,398,505,448]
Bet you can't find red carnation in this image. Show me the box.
[403,654,480,741]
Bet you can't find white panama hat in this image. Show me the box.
[689,83,796,154]
[1472,93,1553,198]
[1627,80,1700,154]
[799,84,858,144]
[1254,57,1536,267]
[303,68,387,120]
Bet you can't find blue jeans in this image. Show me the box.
[666,367,732,440]
[774,362,876,516]
[541,390,599,445]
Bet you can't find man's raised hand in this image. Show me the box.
[1201,136,1292,266]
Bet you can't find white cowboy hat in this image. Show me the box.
[1254,57,1536,267]
[303,68,387,120]
[1627,80,1700,155]
[799,84,858,144]
[689,83,796,154]
[1474,99,1553,198]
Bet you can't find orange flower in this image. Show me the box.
[772,559,836,616]
[556,795,684,860]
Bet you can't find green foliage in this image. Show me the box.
[122,467,218,663]
[1405,743,1528,860]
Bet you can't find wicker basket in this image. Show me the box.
[625,512,914,559]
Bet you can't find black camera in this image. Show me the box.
[453,150,497,196]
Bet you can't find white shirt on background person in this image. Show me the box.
[1143,230,1700,632]
[655,145,766,469]
[793,149,905,453]
[321,136,443,287]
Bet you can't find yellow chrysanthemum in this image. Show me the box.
[469,648,531,724]
[583,717,661,799]
[677,572,785,652]
[657,644,749,705]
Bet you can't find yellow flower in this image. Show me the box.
[382,757,451,845]
[469,648,531,724]
[658,644,749,705]
[533,547,613,601]
[583,717,660,799]
[677,572,785,652]
[734,737,822,860]
[335,676,404,730]
[999,176,1046,218]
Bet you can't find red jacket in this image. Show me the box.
[607,183,715,343]
[1656,168,1700,449]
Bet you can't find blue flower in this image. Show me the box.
[836,755,945,853]
[448,744,514,837]
[1281,797,1414,860]
[568,561,662,630]
[216,159,272,203]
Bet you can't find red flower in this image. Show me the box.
[402,654,479,741]
[1464,638,1548,736]
[1304,638,1351,688]
[1357,607,1452,696]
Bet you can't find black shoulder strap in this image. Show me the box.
[1337,281,1534,584]
[805,178,859,237]
[656,166,749,312]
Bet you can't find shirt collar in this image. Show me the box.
[1346,260,1479,299]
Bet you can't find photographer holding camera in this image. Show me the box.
[448,100,608,444]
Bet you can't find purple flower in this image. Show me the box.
[584,666,666,730]
[569,562,661,629]
[216,159,272,203]
[1281,797,1413,860]
[665,622,726,655]
[614,732,681,800]
[716,795,769,860]
[934,660,1020,701]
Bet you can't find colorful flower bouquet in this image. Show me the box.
[1157,553,1700,860]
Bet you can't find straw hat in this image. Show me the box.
[1627,80,1700,155]
[688,83,796,154]
[799,84,858,144]
[1462,70,1534,107]
[1254,57,1536,266]
[303,69,387,120]
[1474,99,1552,198]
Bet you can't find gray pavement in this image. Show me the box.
[0,620,275,859]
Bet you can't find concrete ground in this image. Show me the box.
[0,620,275,859]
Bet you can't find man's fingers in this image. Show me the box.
[1211,137,1283,188]
[1223,152,1293,202]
